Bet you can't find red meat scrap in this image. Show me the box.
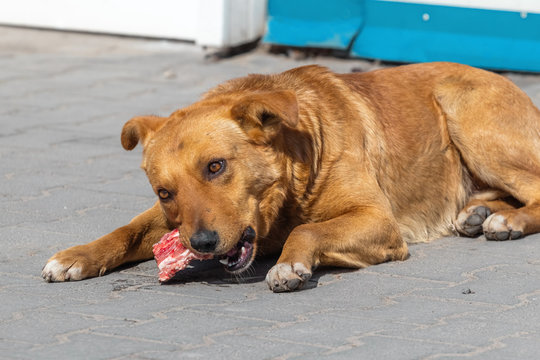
[152,229,213,282]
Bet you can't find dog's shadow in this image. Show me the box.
[162,257,277,286]
[154,258,352,291]
[117,255,354,291]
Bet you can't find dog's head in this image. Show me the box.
[121,90,300,273]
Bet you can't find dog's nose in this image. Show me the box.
[189,229,219,253]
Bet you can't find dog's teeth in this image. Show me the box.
[219,258,229,265]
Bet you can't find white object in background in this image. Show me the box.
[197,0,267,47]
[0,0,267,47]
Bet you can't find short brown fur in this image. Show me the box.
[42,63,540,291]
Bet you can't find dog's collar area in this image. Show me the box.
[219,226,255,272]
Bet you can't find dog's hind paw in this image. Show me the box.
[265,262,312,292]
[483,213,524,241]
[455,205,491,237]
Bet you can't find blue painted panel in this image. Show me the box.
[263,0,540,72]
[263,0,364,49]
[351,1,540,72]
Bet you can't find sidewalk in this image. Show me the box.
[1,26,539,359]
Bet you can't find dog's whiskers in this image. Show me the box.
[228,263,258,283]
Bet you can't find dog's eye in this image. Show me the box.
[207,159,226,178]
[158,189,171,200]
[208,161,223,173]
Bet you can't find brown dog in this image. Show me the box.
[42,62,540,292]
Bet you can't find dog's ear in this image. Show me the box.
[230,90,298,143]
[121,115,168,150]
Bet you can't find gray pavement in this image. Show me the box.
[1,26,540,359]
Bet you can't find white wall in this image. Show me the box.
[0,0,267,47]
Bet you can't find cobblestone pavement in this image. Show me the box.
[1,26,540,360]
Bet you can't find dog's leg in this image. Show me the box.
[462,161,540,241]
[455,190,518,237]
[454,177,540,241]
[436,68,540,241]
[266,208,409,292]
[42,202,170,282]
[455,180,540,241]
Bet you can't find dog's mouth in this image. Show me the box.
[218,226,256,273]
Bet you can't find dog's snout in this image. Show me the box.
[189,229,219,253]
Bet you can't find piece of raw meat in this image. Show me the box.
[152,229,213,282]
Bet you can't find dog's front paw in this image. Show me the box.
[265,262,312,292]
[42,246,106,282]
